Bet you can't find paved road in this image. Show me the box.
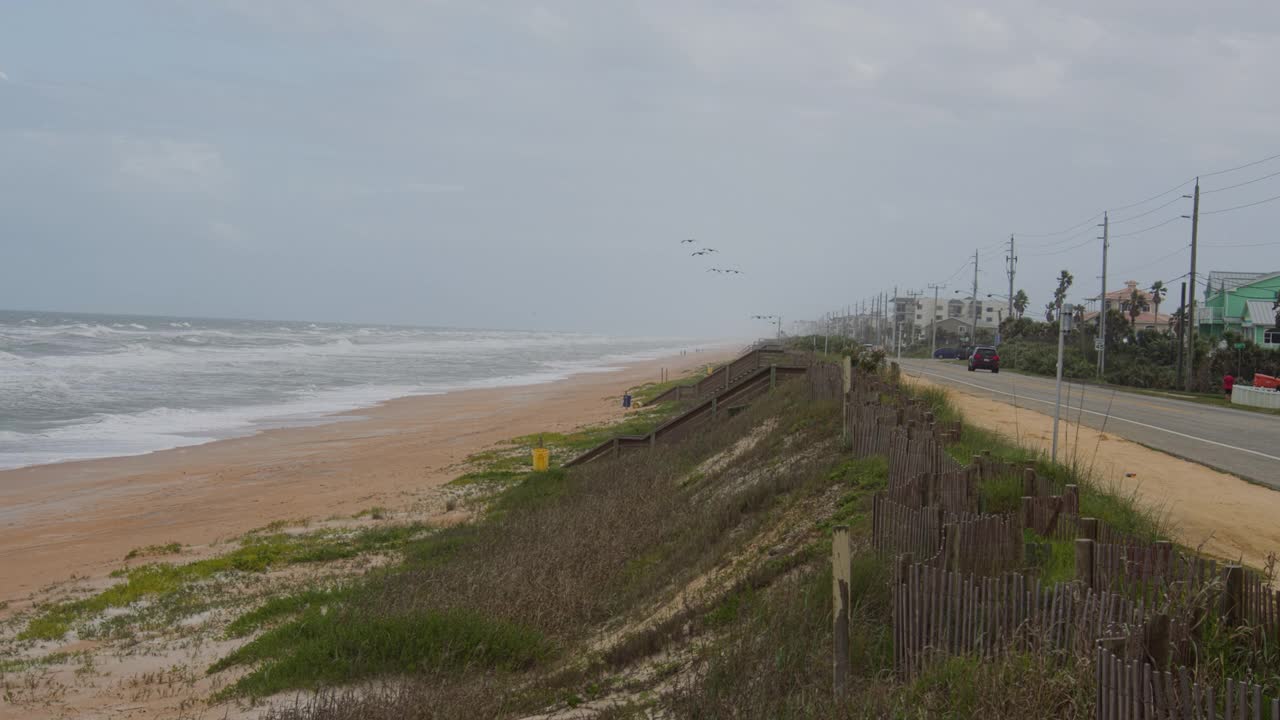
[896,358,1280,489]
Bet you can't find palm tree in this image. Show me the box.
[1128,287,1150,327]
[1149,281,1166,331]
[1053,270,1074,313]
[1044,301,1057,322]
[1013,289,1029,319]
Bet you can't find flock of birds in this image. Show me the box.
[680,238,743,274]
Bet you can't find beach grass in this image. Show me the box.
[210,606,551,699]
[19,523,432,641]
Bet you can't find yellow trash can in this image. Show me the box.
[531,447,550,472]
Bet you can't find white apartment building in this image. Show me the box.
[909,296,1005,340]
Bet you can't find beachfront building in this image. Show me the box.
[911,296,1001,342]
[1198,270,1280,345]
[1082,280,1172,332]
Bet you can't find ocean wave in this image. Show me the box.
[0,310,704,471]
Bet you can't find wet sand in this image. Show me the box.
[0,348,736,604]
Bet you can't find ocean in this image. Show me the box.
[0,310,695,471]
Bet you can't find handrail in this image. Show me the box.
[566,363,806,467]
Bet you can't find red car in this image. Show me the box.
[968,346,1000,373]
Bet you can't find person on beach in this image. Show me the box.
[1223,373,1234,399]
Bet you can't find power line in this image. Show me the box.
[1201,191,1280,216]
[1013,150,1279,241]
[1023,236,1095,258]
[1201,151,1280,178]
[935,258,972,285]
[1109,215,1184,238]
[1013,213,1105,239]
[1108,195,1185,225]
[1201,240,1280,248]
[1108,244,1189,279]
[1202,168,1280,195]
[1106,178,1195,213]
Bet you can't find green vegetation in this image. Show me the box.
[212,607,550,698]
[627,368,704,405]
[123,542,183,560]
[20,523,430,640]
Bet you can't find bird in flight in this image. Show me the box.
[680,238,697,244]
[691,250,710,256]
[707,268,724,273]
[724,269,743,274]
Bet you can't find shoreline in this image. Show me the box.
[0,346,738,604]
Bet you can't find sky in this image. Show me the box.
[2,1,1279,336]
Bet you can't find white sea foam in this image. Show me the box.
[0,310,707,471]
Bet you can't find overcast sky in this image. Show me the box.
[2,2,1279,336]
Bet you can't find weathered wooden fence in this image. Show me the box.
[835,362,1280,716]
[872,496,943,562]
[1096,646,1280,720]
[891,560,1150,677]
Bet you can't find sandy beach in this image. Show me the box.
[0,347,736,606]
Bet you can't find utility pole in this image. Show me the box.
[928,283,944,357]
[1052,305,1072,462]
[971,250,980,345]
[877,293,884,347]
[1006,234,1016,322]
[1098,212,1109,377]
[892,286,899,359]
[1175,282,1186,383]
[1185,178,1201,391]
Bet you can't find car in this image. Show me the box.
[968,346,1000,372]
[932,347,959,359]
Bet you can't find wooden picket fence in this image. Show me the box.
[872,496,943,562]
[940,513,1024,577]
[834,362,1280,717]
[884,467,978,516]
[1096,646,1280,720]
[848,403,897,458]
[890,561,1150,677]
[1023,489,1081,539]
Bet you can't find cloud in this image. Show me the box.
[112,137,228,192]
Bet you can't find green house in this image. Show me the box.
[1198,271,1280,346]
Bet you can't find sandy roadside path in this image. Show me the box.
[904,373,1280,571]
[0,347,738,604]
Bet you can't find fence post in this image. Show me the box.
[1022,467,1037,497]
[944,523,959,572]
[1143,613,1171,668]
[832,526,852,697]
[1077,517,1098,541]
[1021,496,1034,530]
[1224,565,1244,627]
[1075,538,1095,589]
[1064,484,1079,513]
[972,455,984,481]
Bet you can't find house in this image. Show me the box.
[1198,271,1280,346]
[1083,280,1172,331]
